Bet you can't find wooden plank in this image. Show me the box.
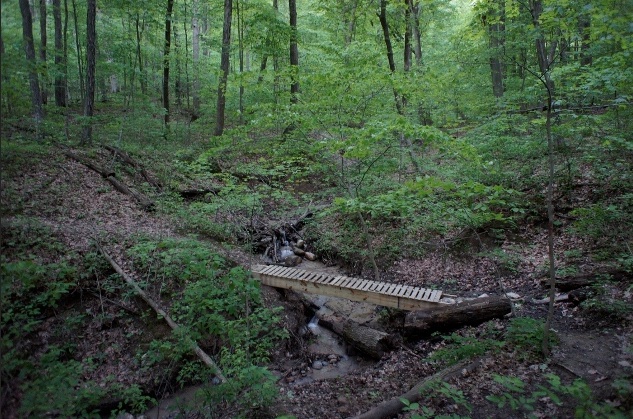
[360,281,375,291]
[339,277,355,288]
[314,273,332,284]
[348,278,365,290]
[329,276,347,286]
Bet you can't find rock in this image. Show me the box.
[328,354,338,362]
[282,255,303,267]
[505,292,521,299]
[304,251,317,261]
[312,360,323,370]
[293,246,306,256]
[296,239,305,248]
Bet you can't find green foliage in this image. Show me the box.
[486,373,631,419]
[429,332,505,365]
[505,317,555,356]
[129,238,287,414]
[400,379,473,419]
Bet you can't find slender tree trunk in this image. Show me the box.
[192,0,200,118]
[289,0,299,104]
[530,0,555,95]
[72,0,85,100]
[135,13,146,95]
[214,0,233,136]
[39,0,48,105]
[182,3,191,110]
[63,0,69,103]
[237,0,245,123]
[1,34,11,114]
[258,0,279,83]
[379,0,402,115]
[19,0,44,125]
[163,0,174,128]
[53,0,67,106]
[543,82,556,357]
[579,13,591,66]
[488,0,505,98]
[408,0,422,66]
[174,23,182,109]
[81,0,96,144]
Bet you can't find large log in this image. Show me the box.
[553,269,632,292]
[404,297,511,338]
[317,310,398,359]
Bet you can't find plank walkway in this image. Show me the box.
[251,264,444,311]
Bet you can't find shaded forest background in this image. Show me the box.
[1,0,633,417]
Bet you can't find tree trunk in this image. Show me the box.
[237,0,245,123]
[404,297,512,338]
[173,23,182,109]
[488,0,505,98]
[53,0,67,107]
[81,0,96,144]
[289,0,299,104]
[163,0,174,128]
[214,0,233,137]
[19,0,44,126]
[191,0,200,118]
[72,0,85,100]
[135,13,146,95]
[530,0,555,95]
[408,0,422,66]
[379,0,403,115]
[578,12,591,66]
[317,312,398,359]
[39,0,48,105]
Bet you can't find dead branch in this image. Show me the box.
[350,358,479,419]
[96,243,226,383]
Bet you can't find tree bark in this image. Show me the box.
[39,0,48,105]
[53,0,67,107]
[404,297,512,338]
[19,0,44,125]
[191,0,200,118]
[97,244,226,382]
[72,0,85,100]
[488,0,505,98]
[214,0,233,136]
[379,0,403,115]
[317,312,398,359]
[135,13,146,95]
[289,0,299,104]
[163,0,174,128]
[81,0,96,144]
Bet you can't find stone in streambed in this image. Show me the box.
[304,252,317,261]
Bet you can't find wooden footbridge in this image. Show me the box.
[251,264,446,311]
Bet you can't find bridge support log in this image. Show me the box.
[318,312,399,359]
[404,296,511,338]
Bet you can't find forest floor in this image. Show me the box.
[1,142,632,419]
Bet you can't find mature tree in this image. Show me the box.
[191,0,200,118]
[214,0,233,136]
[289,0,299,104]
[72,0,85,100]
[82,0,96,144]
[19,0,44,124]
[487,0,505,98]
[39,0,49,104]
[53,0,67,106]
[163,0,174,128]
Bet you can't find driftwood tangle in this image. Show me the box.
[404,296,511,338]
[97,243,226,383]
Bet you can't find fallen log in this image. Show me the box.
[64,151,115,178]
[553,269,632,292]
[105,175,154,211]
[65,150,155,211]
[97,243,226,383]
[350,358,481,419]
[317,311,399,359]
[404,297,511,338]
[104,145,163,190]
